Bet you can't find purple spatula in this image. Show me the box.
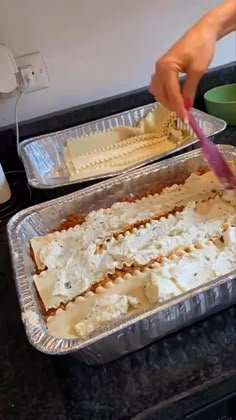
[184,98,236,190]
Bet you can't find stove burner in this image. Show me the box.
[0,171,32,225]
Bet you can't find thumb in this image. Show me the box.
[182,70,203,104]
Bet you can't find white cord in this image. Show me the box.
[15,82,30,157]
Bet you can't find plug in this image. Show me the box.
[19,65,35,88]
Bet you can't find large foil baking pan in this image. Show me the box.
[19,104,226,189]
[8,145,236,365]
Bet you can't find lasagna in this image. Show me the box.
[30,170,236,339]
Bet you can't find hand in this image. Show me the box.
[149,21,217,123]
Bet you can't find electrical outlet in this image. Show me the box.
[15,52,50,93]
[20,65,35,88]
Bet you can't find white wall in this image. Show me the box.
[0,0,235,127]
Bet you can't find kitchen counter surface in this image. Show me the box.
[0,62,236,420]
[0,126,235,420]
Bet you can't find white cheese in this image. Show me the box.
[33,193,236,310]
[223,226,236,247]
[144,271,181,304]
[74,294,139,338]
[31,170,223,270]
[145,240,236,305]
[47,236,236,338]
[167,245,219,291]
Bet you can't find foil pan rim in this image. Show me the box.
[19,106,226,147]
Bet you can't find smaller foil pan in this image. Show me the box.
[8,145,236,365]
[18,104,226,189]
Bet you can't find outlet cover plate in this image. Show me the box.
[15,52,50,92]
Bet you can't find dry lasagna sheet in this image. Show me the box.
[31,170,236,339]
[63,105,191,181]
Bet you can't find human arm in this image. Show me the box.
[149,0,236,122]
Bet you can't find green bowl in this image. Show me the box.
[204,83,236,126]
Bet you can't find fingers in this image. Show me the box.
[149,61,188,123]
[166,70,188,123]
[149,73,168,108]
[182,70,203,105]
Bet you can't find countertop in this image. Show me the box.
[0,127,235,420]
[0,62,236,419]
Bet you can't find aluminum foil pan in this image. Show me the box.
[8,145,236,365]
[19,104,226,189]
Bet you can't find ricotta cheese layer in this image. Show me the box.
[74,294,139,338]
[30,169,236,339]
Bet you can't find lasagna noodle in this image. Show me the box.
[63,106,190,181]
[137,105,189,143]
[64,126,142,178]
[66,136,176,181]
[65,134,177,181]
[65,126,143,155]
[137,105,175,133]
